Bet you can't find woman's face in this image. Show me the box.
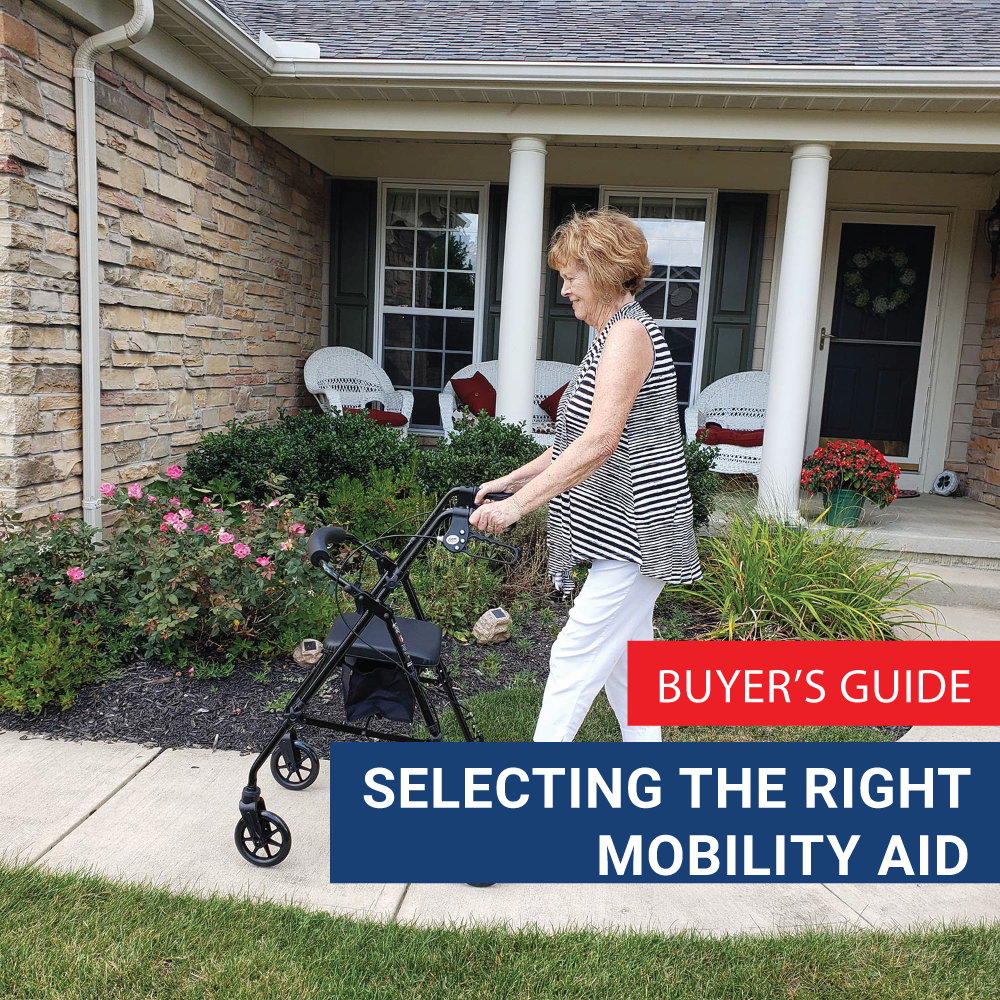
[558,262,598,326]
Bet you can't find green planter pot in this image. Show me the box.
[824,488,864,527]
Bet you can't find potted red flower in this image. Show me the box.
[800,439,900,527]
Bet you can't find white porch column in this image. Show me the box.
[757,142,832,520]
[496,136,547,429]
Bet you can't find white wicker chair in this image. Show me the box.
[304,347,414,433]
[440,360,578,447]
[684,371,769,475]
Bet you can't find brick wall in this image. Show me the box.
[0,0,327,522]
[966,265,1000,506]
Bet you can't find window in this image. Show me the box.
[603,191,715,411]
[377,183,487,429]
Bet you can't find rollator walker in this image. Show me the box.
[235,486,518,867]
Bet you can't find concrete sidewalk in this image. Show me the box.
[2,728,998,936]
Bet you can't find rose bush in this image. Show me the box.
[800,439,900,508]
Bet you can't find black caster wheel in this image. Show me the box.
[467,883,496,887]
[270,739,320,790]
[234,810,291,867]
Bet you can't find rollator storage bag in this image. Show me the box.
[341,658,415,723]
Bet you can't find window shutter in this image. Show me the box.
[481,183,507,362]
[329,179,377,354]
[701,192,767,387]
[541,187,600,362]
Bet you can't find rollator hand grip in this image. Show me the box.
[307,524,347,567]
[476,491,513,505]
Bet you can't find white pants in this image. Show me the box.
[534,559,664,743]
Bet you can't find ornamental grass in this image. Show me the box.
[663,514,936,641]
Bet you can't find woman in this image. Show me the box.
[469,207,702,743]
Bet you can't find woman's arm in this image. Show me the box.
[470,319,652,530]
[474,447,553,503]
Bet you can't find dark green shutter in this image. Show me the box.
[701,192,768,387]
[541,187,600,362]
[481,184,507,362]
[329,179,377,354]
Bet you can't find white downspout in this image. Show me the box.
[74,1,155,531]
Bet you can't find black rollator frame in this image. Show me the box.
[235,485,519,867]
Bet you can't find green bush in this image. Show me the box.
[0,590,130,714]
[184,409,418,504]
[682,437,722,532]
[664,514,934,640]
[325,463,434,543]
[417,414,544,498]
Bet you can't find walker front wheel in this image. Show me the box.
[270,739,320,790]
[234,811,291,867]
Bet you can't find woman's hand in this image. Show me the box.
[474,477,512,505]
[469,496,522,534]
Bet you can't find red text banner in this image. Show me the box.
[626,642,999,727]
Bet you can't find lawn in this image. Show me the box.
[0,863,996,1000]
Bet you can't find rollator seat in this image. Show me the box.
[323,612,442,667]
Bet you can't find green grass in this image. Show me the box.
[0,863,996,999]
[440,685,892,743]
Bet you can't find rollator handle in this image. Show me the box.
[476,491,514,505]
[307,524,347,567]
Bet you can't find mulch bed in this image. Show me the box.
[0,599,909,750]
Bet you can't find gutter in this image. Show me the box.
[74,0,154,531]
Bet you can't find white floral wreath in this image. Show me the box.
[842,246,917,317]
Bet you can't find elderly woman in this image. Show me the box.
[469,207,702,743]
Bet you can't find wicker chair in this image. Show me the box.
[684,371,769,474]
[303,347,414,433]
[440,360,578,447]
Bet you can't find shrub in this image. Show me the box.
[184,409,418,503]
[682,437,722,532]
[325,463,434,543]
[417,414,544,498]
[0,590,129,714]
[663,514,934,640]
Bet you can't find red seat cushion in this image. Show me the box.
[451,371,496,417]
[344,407,408,428]
[539,382,569,422]
[696,422,765,447]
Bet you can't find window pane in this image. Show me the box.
[413,350,444,390]
[383,269,413,307]
[609,196,640,218]
[383,349,412,384]
[641,198,673,220]
[670,265,701,280]
[412,389,441,427]
[445,351,473,382]
[638,281,665,318]
[448,190,480,228]
[663,326,696,365]
[674,198,706,222]
[414,270,444,309]
[414,316,444,350]
[386,188,416,227]
[667,282,699,321]
[385,229,414,267]
[446,318,474,352]
[417,190,448,229]
[447,231,476,271]
[446,272,475,310]
[416,230,448,268]
[384,314,413,349]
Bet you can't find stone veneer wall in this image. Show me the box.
[0,0,326,522]
[966,265,1000,506]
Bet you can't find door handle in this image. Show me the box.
[818,327,837,350]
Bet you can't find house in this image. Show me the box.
[1,0,1000,527]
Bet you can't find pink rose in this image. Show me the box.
[172,520,188,533]
[66,566,85,584]
[164,511,180,524]
[127,483,143,499]
[256,556,271,566]
[218,530,235,544]
[193,524,210,535]
[146,495,158,503]
[291,523,306,535]
[233,542,251,559]
[160,523,170,532]
[169,497,180,507]
[202,497,212,504]
[279,540,292,551]
[179,508,193,520]
[267,499,280,507]
[99,483,115,498]
[165,465,183,480]
[50,512,65,522]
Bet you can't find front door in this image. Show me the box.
[807,212,947,479]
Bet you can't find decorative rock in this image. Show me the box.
[472,608,512,645]
[293,638,325,666]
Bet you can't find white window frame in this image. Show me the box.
[599,186,718,402]
[374,178,490,432]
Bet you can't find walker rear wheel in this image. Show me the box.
[270,739,320,790]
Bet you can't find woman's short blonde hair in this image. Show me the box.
[547,207,653,302]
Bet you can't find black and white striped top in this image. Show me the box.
[546,299,703,597]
